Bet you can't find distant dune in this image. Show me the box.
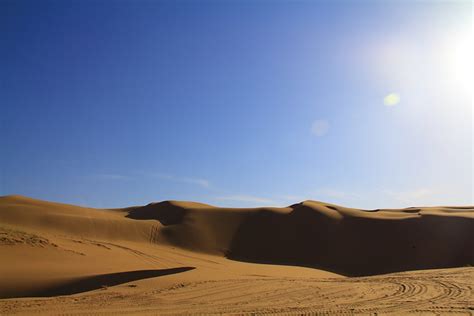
[0,195,473,314]
[127,198,474,276]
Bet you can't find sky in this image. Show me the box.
[1,0,472,209]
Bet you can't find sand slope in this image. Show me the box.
[0,195,472,315]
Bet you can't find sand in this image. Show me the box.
[0,195,472,315]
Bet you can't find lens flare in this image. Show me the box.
[383,93,400,106]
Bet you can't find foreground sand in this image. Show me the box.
[0,195,472,315]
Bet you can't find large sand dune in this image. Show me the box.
[0,195,472,315]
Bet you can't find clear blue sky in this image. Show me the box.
[1,0,472,208]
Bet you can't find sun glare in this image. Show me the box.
[444,29,473,94]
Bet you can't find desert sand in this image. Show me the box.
[0,194,472,315]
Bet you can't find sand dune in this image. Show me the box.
[0,195,472,314]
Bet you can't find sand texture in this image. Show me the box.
[0,195,472,315]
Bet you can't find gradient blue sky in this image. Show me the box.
[1,0,472,208]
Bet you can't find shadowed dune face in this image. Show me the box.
[227,203,474,276]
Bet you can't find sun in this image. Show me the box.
[445,30,473,95]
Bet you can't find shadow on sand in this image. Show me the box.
[24,267,195,298]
